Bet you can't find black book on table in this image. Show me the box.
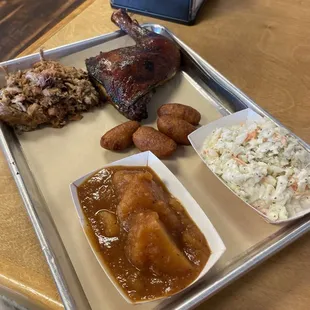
[110,0,206,25]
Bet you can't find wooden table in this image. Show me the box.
[1,0,310,309]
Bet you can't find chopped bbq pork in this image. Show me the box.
[0,51,99,131]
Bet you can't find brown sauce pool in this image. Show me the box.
[77,166,211,302]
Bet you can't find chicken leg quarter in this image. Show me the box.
[85,9,181,121]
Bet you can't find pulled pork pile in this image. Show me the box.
[0,55,99,131]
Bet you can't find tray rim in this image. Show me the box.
[0,24,309,310]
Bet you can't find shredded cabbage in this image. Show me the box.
[201,119,310,221]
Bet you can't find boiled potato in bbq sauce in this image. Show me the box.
[77,166,211,302]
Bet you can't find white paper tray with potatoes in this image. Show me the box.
[0,24,310,310]
[70,151,226,304]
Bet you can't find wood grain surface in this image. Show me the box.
[0,0,87,62]
[1,0,310,309]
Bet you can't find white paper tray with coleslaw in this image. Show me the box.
[189,109,310,224]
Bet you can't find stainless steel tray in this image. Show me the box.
[0,25,309,310]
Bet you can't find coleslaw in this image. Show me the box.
[201,118,310,221]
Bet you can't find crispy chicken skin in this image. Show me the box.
[85,9,181,121]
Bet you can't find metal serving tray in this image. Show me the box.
[0,25,309,310]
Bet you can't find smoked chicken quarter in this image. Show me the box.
[85,9,181,121]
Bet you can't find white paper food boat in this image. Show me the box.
[70,151,226,304]
[188,108,310,224]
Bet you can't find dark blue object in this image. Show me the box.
[110,0,205,25]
